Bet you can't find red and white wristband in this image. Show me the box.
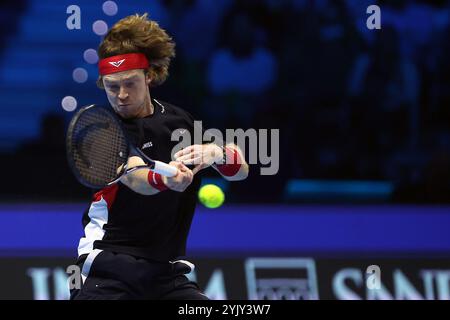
[147,170,168,192]
[214,146,242,177]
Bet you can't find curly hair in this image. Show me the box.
[96,13,176,88]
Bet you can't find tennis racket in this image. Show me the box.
[66,104,178,189]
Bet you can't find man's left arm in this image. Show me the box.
[174,143,249,181]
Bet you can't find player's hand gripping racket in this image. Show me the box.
[66,104,178,189]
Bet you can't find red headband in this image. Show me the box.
[98,53,149,76]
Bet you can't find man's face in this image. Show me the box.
[102,69,151,119]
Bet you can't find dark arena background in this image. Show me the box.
[0,0,450,300]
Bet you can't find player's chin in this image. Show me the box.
[116,107,134,119]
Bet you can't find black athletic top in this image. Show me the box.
[77,99,202,262]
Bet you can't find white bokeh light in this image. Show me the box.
[83,49,98,64]
[61,96,77,112]
[103,1,118,16]
[93,20,108,36]
[72,67,88,83]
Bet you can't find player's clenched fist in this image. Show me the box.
[163,161,193,192]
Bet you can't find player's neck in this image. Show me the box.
[136,94,154,118]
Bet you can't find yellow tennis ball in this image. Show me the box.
[198,184,225,209]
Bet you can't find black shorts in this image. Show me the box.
[70,250,208,300]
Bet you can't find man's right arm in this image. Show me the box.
[119,156,160,195]
[119,156,193,195]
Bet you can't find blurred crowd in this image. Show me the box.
[153,0,450,202]
[2,0,449,203]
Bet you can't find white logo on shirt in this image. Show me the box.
[142,141,153,149]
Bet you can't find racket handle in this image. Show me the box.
[153,161,178,177]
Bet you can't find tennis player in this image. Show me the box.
[70,13,249,300]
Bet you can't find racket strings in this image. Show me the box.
[69,107,128,187]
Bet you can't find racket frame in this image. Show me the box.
[66,104,177,189]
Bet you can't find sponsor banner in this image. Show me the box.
[1,257,449,300]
